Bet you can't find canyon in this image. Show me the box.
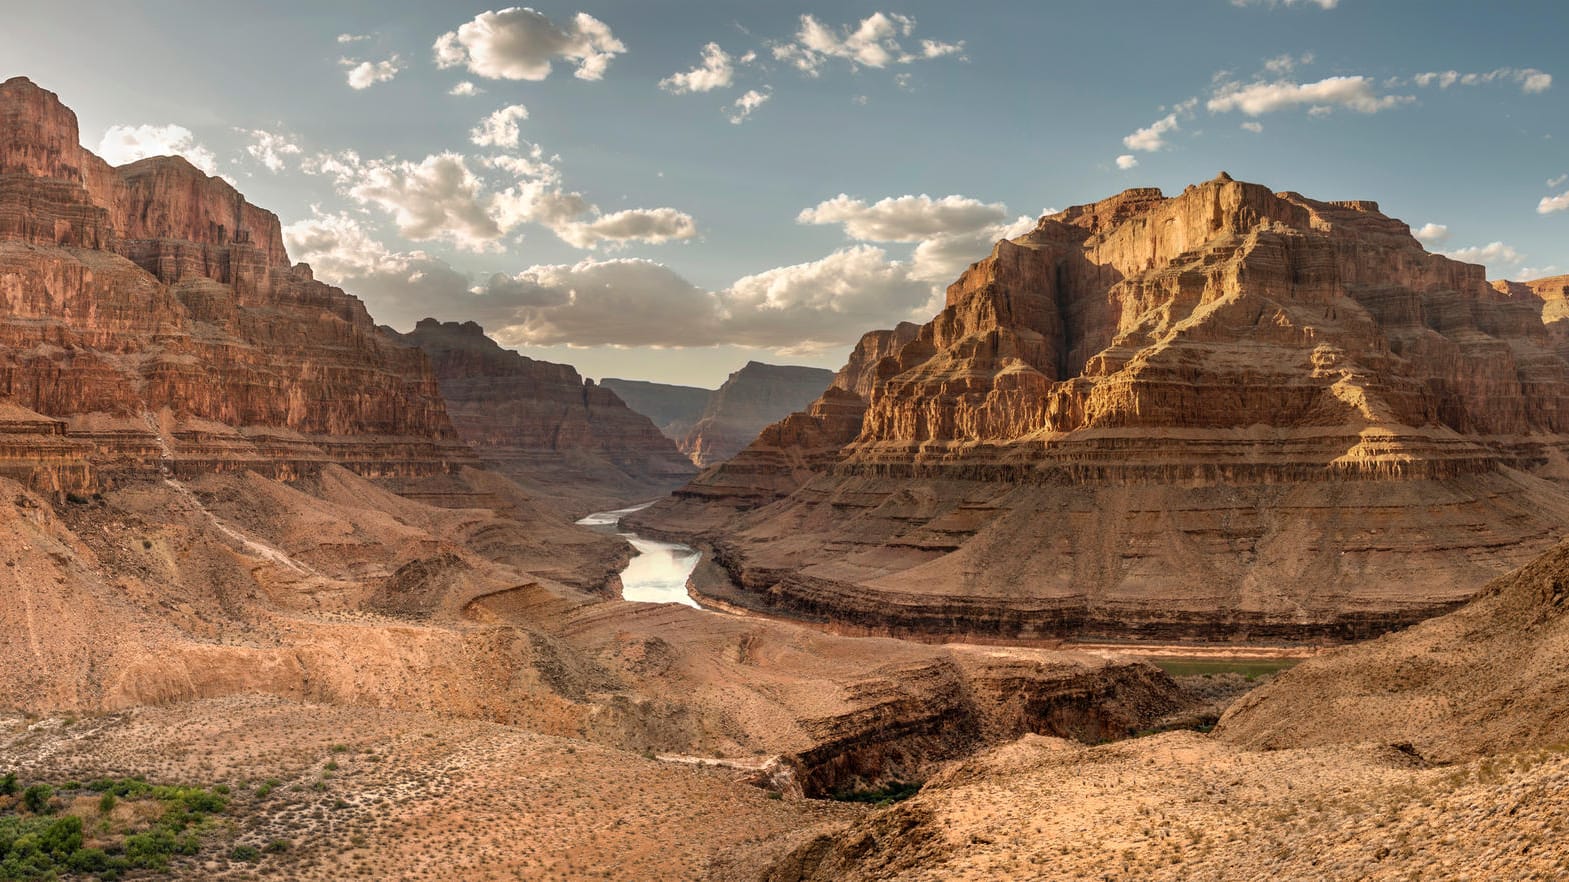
[604,360,833,467]
[633,174,1569,644]
[391,318,696,515]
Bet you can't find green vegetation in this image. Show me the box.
[1150,657,1300,679]
[830,780,923,806]
[0,777,228,880]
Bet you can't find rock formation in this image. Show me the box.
[599,376,711,443]
[633,174,1569,642]
[678,362,834,466]
[0,76,469,491]
[390,318,697,513]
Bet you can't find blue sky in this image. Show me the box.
[4,0,1565,386]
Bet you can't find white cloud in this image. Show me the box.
[798,193,1009,241]
[1240,121,1264,133]
[1124,111,1182,152]
[1262,52,1313,75]
[771,12,964,76]
[1540,192,1569,214]
[449,81,482,96]
[1115,154,1139,170]
[728,88,771,124]
[240,129,301,173]
[434,7,625,82]
[1443,241,1524,268]
[660,42,735,93]
[1548,174,1568,189]
[1208,75,1411,116]
[342,56,401,90]
[908,215,1036,282]
[1411,68,1552,94]
[555,207,698,249]
[98,124,219,174]
[336,152,509,251]
[337,33,372,44]
[469,104,530,148]
[1411,222,1450,245]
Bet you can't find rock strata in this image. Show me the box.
[0,77,469,491]
[633,175,1569,642]
[391,318,697,512]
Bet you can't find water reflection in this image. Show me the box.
[576,502,703,608]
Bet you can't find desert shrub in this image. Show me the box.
[230,844,260,862]
[98,793,116,814]
[0,775,14,797]
[19,787,51,815]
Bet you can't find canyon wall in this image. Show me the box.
[0,76,470,491]
[633,174,1569,642]
[392,319,697,513]
[598,377,711,443]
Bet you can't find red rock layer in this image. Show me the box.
[391,319,696,512]
[0,77,470,491]
[633,174,1569,642]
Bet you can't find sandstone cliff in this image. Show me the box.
[390,318,696,513]
[0,76,469,490]
[599,377,711,442]
[633,174,1569,642]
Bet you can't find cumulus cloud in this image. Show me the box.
[1240,121,1264,133]
[342,56,402,89]
[1124,111,1183,152]
[555,207,698,249]
[798,192,1034,284]
[771,12,963,76]
[469,104,530,148]
[1443,241,1524,268]
[798,194,1009,241]
[1115,154,1139,170]
[660,42,735,93]
[433,7,625,81]
[1208,75,1411,116]
[98,124,219,174]
[340,152,505,251]
[1540,192,1569,215]
[1411,222,1450,245]
[449,81,482,96]
[1411,68,1552,94]
[728,88,772,124]
[240,129,301,173]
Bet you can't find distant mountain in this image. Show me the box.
[391,319,696,513]
[604,362,834,467]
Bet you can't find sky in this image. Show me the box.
[3,0,1566,387]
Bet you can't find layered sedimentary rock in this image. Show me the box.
[633,174,1569,642]
[604,363,835,467]
[599,377,711,443]
[0,76,469,491]
[678,362,834,466]
[390,318,696,512]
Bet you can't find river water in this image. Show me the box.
[576,502,703,608]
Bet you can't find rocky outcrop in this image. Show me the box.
[599,377,711,443]
[679,362,834,466]
[0,76,470,491]
[633,175,1569,642]
[390,319,696,512]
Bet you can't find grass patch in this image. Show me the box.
[1150,658,1300,679]
[830,781,922,806]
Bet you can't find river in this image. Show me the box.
[576,502,703,608]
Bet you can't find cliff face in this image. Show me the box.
[679,362,834,466]
[598,377,711,442]
[391,319,696,512]
[0,77,469,491]
[633,175,1569,642]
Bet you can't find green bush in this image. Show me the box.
[19,786,51,814]
[229,844,260,862]
[98,792,116,815]
[0,775,14,797]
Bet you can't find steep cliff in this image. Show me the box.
[679,362,834,466]
[0,76,470,490]
[390,319,696,512]
[598,377,711,442]
[633,174,1569,642]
